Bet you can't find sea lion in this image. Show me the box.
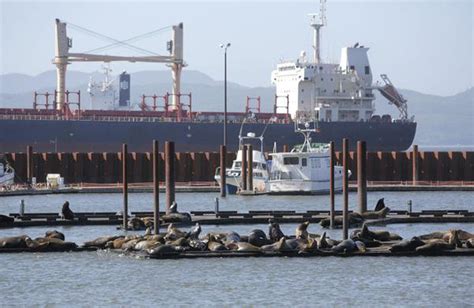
[186,223,202,240]
[147,244,179,256]
[295,221,310,240]
[227,242,261,252]
[320,213,364,229]
[108,236,127,249]
[374,198,385,211]
[207,237,227,251]
[61,201,74,220]
[285,238,307,251]
[121,238,142,250]
[390,237,425,253]
[248,229,271,247]
[161,212,192,223]
[169,201,178,213]
[317,232,332,249]
[224,232,241,246]
[45,230,65,241]
[466,239,474,248]
[166,237,188,247]
[35,237,77,251]
[331,239,358,254]
[164,224,187,241]
[261,237,293,252]
[354,241,367,253]
[443,229,474,242]
[0,214,14,224]
[83,236,120,248]
[299,238,320,253]
[0,235,29,248]
[359,206,391,220]
[416,230,459,254]
[188,239,207,251]
[419,231,448,240]
[134,240,160,251]
[268,219,285,242]
[128,217,146,230]
[359,224,402,242]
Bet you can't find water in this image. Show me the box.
[1,191,473,306]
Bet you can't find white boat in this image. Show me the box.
[0,162,15,186]
[215,130,269,195]
[268,121,348,194]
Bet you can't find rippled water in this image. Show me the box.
[1,191,473,306]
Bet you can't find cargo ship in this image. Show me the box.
[0,2,416,153]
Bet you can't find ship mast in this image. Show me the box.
[308,0,327,64]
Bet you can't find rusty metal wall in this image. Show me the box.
[4,150,474,184]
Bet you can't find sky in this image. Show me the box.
[0,0,472,96]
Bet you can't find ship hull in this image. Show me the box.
[0,119,416,153]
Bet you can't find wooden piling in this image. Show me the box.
[247,145,253,191]
[165,141,175,214]
[329,141,335,229]
[357,141,367,213]
[242,145,248,191]
[412,145,419,185]
[153,140,160,235]
[342,138,349,240]
[26,145,33,184]
[220,145,227,197]
[122,144,128,230]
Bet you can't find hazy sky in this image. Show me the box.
[0,0,472,96]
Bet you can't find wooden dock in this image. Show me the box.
[1,209,473,228]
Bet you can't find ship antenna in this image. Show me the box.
[308,0,327,64]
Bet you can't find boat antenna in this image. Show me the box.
[308,0,327,64]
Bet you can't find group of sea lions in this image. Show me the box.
[0,230,77,251]
[319,198,390,228]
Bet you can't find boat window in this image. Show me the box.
[262,163,267,169]
[234,162,241,168]
[302,158,307,167]
[253,163,258,169]
[284,157,299,165]
[325,158,331,168]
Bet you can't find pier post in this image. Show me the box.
[122,144,128,230]
[165,141,176,214]
[342,138,349,240]
[283,144,289,152]
[412,144,419,185]
[357,141,367,213]
[153,140,160,235]
[247,145,253,191]
[242,145,248,191]
[26,145,33,185]
[329,141,335,229]
[220,145,227,197]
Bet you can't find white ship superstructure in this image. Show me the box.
[272,0,409,123]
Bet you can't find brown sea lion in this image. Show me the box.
[147,244,179,256]
[416,230,459,254]
[35,237,77,251]
[295,221,310,240]
[0,235,29,248]
[164,224,187,241]
[134,240,160,251]
[61,201,74,220]
[320,213,364,228]
[261,237,293,252]
[331,239,358,254]
[359,224,402,241]
[227,242,261,252]
[317,232,332,249]
[83,236,120,248]
[359,206,391,220]
[128,217,146,230]
[45,230,65,241]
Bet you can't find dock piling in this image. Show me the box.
[214,197,219,214]
[152,140,160,235]
[220,145,227,197]
[329,141,335,229]
[242,145,248,191]
[357,140,367,213]
[165,141,176,214]
[412,144,419,185]
[122,143,128,230]
[342,138,349,240]
[247,145,253,191]
[26,145,33,184]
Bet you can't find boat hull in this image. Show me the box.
[0,119,416,153]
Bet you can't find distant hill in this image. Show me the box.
[1,70,473,146]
